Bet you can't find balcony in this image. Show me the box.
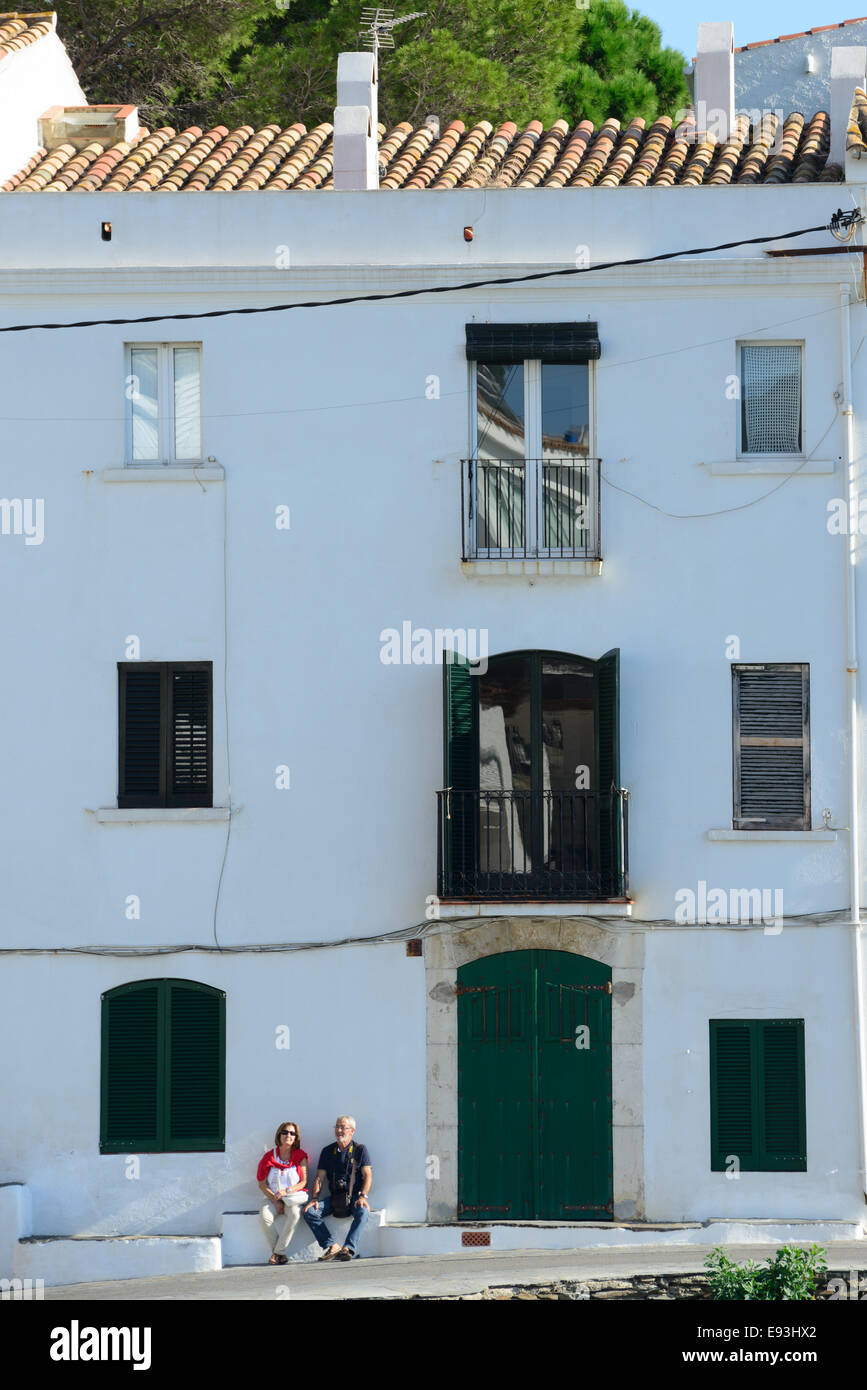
[437,788,629,901]
[461,456,601,561]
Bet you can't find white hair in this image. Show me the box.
[336,1115,356,1130]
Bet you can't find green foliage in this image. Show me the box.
[705,1244,828,1301]
[557,1,689,128]
[56,0,690,136]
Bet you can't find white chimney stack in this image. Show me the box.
[333,51,378,190]
[831,45,867,168]
[695,21,735,143]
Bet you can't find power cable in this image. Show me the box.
[0,211,860,335]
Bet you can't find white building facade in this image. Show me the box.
[2,19,867,1284]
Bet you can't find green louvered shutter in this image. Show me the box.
[760,1020,806,1169]
[442,655,479,894]
[595,649,622,895]
[166,981,225,1151]
[710,1021,756,1170]
[710,1019,806,1172]
[101,982,162,1152]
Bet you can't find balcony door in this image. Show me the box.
[442,648,623,899]
[472,359,595,558]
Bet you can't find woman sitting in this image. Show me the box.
[256,1121,309,1264]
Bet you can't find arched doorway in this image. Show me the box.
[457,949,612,1220]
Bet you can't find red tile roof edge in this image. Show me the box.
[734,16,867,52]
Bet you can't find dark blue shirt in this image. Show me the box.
[316,1141,371,1203]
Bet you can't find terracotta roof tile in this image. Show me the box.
[1,108,843,191]
[0,12,52,62]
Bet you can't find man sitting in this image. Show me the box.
[303,1115,372,1261]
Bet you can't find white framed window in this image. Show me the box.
[738,342,803,456]
[468,358,597,558]
[125,344,202,465]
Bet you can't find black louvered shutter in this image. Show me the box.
[733,664,809,829]
[167,981,225,1151]
[170,666,212,806]
[101,982,162,1151]
[466,322,601,363]
[119,667,163,807]
[710,1019,806,1172]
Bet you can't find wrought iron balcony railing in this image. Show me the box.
[461,456,601,560]
[437,788,629,901]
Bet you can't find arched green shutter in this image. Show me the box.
[101,979,225,1153]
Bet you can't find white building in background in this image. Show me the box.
[1,14,867,1286]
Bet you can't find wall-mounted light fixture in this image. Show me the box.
[101,222,112,241]
[463,226,474,242]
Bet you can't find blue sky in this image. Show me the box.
[648,1,858,60]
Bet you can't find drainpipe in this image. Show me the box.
[841,282,867,1204]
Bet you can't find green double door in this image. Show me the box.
[457,949,612,1220]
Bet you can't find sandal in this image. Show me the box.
[268,1253,281,1265]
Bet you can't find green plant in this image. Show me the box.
[705,1244,827,1300]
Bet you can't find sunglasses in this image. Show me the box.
[279,1129,296,1136]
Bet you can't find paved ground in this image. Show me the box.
[44,1241,867,1301]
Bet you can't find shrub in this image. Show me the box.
[705,1243,827,1300]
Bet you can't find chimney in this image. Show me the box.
[332,50,378,190]
[694,21,734,143]
[831,45,867,168]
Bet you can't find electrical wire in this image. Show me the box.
[0,905,857,955]
[0,213,859,335]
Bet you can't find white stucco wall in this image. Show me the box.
[734,24,867,118]
[0,182,865,1242]
[0,32,86,187]
[0,950,426,1234]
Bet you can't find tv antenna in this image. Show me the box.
[359,8,426,62]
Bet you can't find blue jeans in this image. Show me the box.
[304,1198,370,1255]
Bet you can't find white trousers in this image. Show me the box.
[260,1193,307,1255]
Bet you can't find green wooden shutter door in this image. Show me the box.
[458,952,534,1218]
[101,982,162,1152]
[167,981,225,1151]
[537,951,612,1219]
[595,648,621,895]
[443,655,479,890]
[119,666,163,806]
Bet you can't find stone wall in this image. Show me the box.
[408,1270,858,1300]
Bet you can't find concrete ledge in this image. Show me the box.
[94,807,231,823]
[15,1234,221,1287]
[221,1209,387,1267]
[102,466,224,482]
[462,559,602,577]
[438,901,633,919]
[707,828,838,841]
[707,459,836,475]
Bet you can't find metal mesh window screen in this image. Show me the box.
[741,345,802,453]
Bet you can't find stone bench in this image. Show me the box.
[221,1208,386,1266]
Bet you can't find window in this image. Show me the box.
[739,343,803,455]
[464,323,600,559]
[709,1019,806,1172]
[118,662,212,808]
[125,343,202,464]
[732,664,809,829]
[101,979,225,1152]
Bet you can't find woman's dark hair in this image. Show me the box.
[273,1121,302,1151]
